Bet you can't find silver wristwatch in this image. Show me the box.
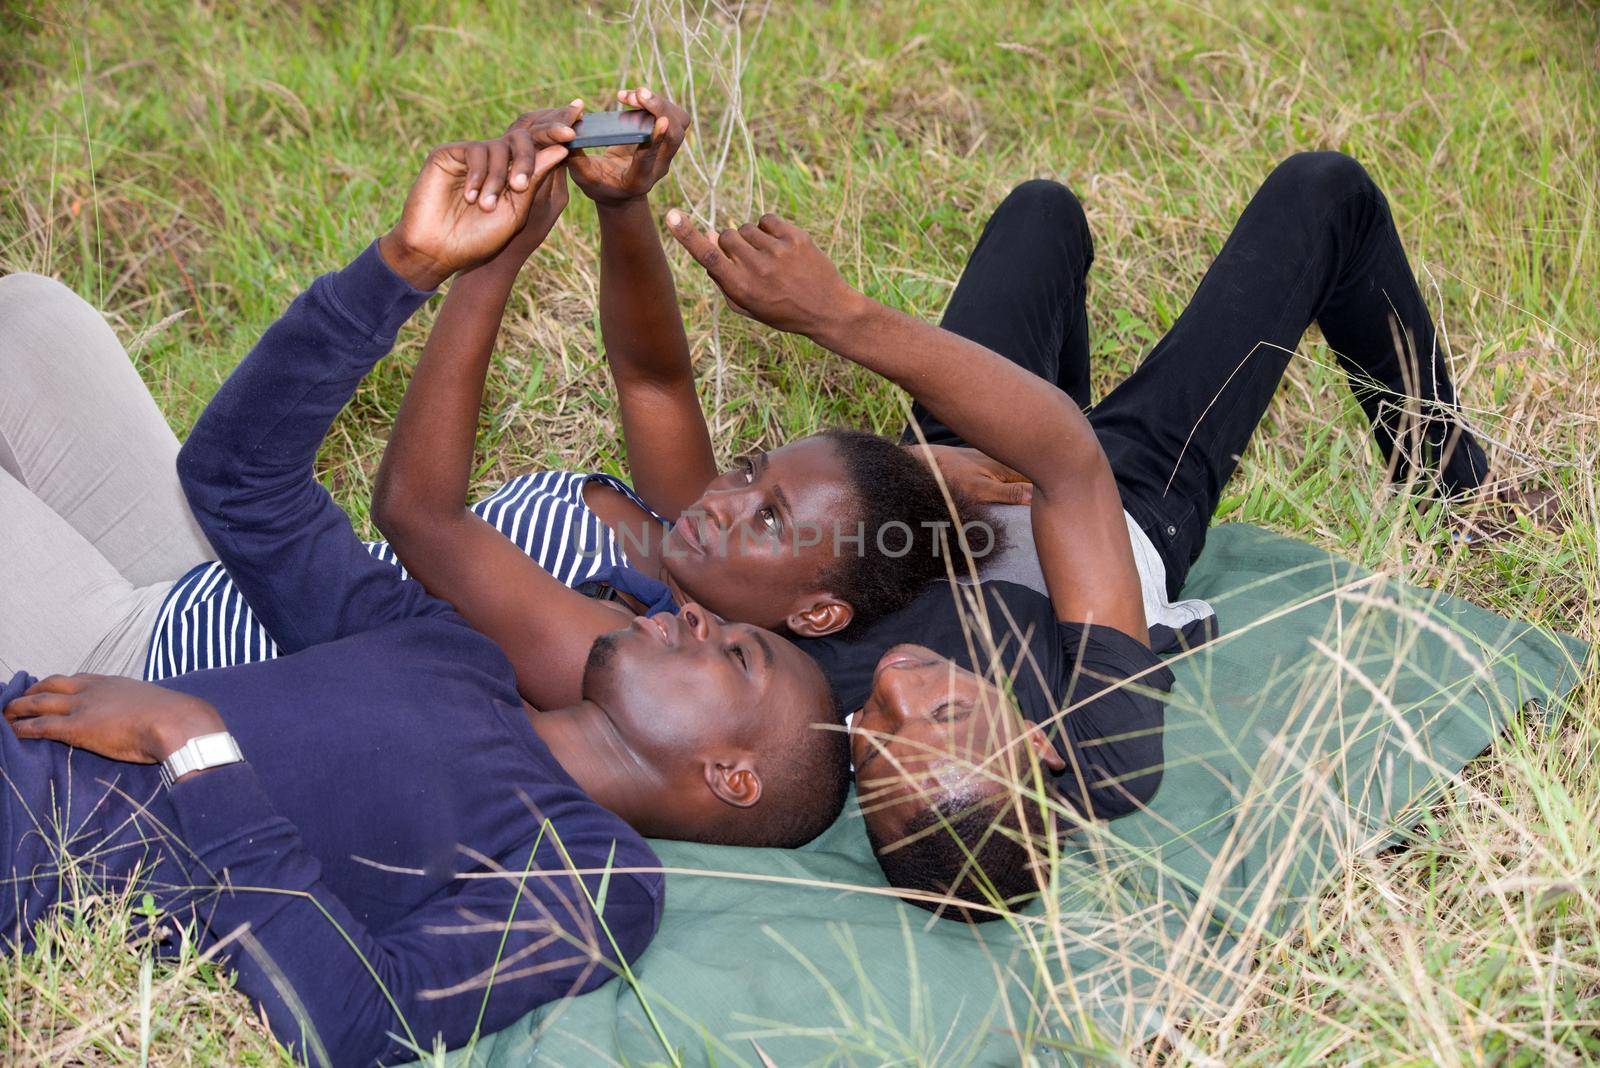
[160,731,245,788]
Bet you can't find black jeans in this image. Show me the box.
[904,152,1489,595]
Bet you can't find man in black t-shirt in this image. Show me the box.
[666,153,1495,921]
[808,578,1171,818]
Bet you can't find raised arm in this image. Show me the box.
[563,88,717,518]
[176,240,445,653]
[371,114,641,710]
[666,211,1148,644]
[177,138,567,655]
[3,675,663,1067]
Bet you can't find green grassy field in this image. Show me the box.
[2,0,1597,1063]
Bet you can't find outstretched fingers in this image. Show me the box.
[665,208,732,280]
[737,221,777,250]
[757,213,800,240]
[26,673,94,696]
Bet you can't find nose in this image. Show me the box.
[870,660,933,728]
[679,602,717,641]
[696,482,750,534]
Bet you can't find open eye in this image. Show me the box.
[730,645,749,670]
[740,458,756,484]
[757,506,779,534]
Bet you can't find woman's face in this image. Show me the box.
[850,644,1065,845]
[660,435,858,631]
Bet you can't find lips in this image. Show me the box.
[633,614,674,645]
[672,515,706,555]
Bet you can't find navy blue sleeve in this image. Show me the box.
[1053,622,1172,820]
[177,243,452,654]
[165,762,665,1066]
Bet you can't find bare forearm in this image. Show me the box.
[817,297,1144,638]
[808,297,1102,491]
[594,198,717,515]
[666,209,1146,636]
[596,198,695,383]
[372,267,514,532]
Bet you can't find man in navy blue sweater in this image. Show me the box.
[1,131,848,1065]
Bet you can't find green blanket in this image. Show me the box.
[415,524,1589,1067]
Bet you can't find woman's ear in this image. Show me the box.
[1023,722,1067,773]
[706,761,762,808]
[787,597,852,637]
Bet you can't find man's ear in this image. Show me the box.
[787,596,852,638]
[706,760,763,809]
[1022,722,1067,773]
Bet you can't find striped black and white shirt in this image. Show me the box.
[143,471,675,681]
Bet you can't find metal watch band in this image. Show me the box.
[160,731,245,788]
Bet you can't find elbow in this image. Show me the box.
[369,488,427,544]
[582,871,664,994]
[369,468,425,541]
[369,463,453,542]
[367,472,402,538]
[175,431,233,523]
[1030,413,1110,493]
[1088,708,1166,820]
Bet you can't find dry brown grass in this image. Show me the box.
[1,0,1596,1062]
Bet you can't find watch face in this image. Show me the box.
[163,732,243,786]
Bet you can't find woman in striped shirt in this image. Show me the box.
[142,470,673,680]
[138,92,985,686]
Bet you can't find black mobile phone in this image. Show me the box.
[567,109,655,150]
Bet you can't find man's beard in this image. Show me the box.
[581,631,621,694]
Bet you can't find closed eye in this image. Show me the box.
[931,699,973,723]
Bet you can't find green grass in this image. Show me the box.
[2,0,1597,1063]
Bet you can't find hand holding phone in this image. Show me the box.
[568,88,691,208]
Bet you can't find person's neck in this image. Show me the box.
[580,480,674,589]
[612,524,691,606]
[627,524,671,584]
[524,700,663,831]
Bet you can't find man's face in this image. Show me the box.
[850,644,1063,848]
[582,602,828,768]
[658,437,857,630]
